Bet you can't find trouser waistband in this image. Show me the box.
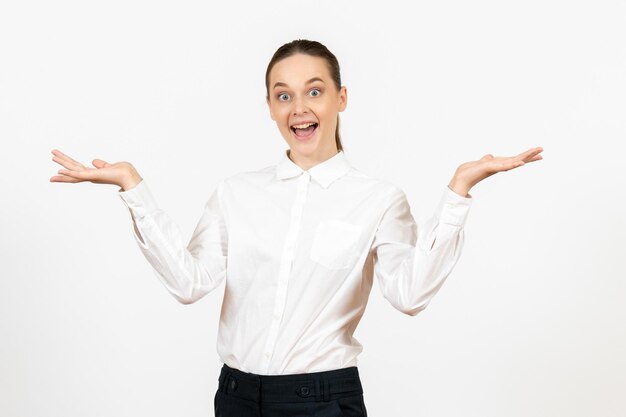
[217,363,364,404]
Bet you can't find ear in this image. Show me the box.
[266,96,275,121]
[338,86,348,112]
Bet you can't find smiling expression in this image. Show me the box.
[266,53,347,165]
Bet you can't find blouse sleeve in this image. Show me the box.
[117,179,228,304]
[371,185,472,316]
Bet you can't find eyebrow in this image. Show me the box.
[272,77,325,90]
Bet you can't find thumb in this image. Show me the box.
[92,159,111,169]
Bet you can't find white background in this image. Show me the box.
[1,0,624,416]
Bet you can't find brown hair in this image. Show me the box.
[265,39,344,152]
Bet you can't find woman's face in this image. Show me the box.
[266,53,347,163]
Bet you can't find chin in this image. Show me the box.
[283,127,333,156]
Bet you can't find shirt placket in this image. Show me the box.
[261,171,311,373]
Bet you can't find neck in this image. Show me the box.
[288,147,339,171]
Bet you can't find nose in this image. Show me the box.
[291,95,309,116]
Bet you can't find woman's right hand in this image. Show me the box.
[50,149,143,191]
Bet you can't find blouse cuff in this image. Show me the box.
[435,185,473,226]
[117,179,160,219]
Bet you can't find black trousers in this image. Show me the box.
[214,363,368,417]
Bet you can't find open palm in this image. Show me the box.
[449,147,544,196]
[49,149,136,187]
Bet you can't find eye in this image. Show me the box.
[278,93,289,101]
[309,88,321,97]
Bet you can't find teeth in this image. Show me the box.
[292,122,316,129]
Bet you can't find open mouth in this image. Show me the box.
[290,122,318,140]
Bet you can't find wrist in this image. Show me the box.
[121,168,143,191]
[448,177,471,198]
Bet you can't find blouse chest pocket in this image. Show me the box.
[310,219,363,270]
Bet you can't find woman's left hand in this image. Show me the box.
[448,146,544,197]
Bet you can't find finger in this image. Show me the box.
[50,174,82,183]
[92,159,111,168]
[519,150,544,163]
[512,150,534,160]
[507,160,525,170]
[497,151,542,168]
[51,149,78,163]
[526,147,544,158]
[515,146,543,160]
[52,155,86,172]
[523,154,543,163]
[57,168,92,180]
[492,159,525,172]
[51,149,86,170]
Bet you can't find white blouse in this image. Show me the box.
[117,149,473,375]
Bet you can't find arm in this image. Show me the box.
[118,179,228,304]
[371,146,543,316]
[49,149,228,304]
[371,186,472,316]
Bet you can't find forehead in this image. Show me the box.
[269,54,331,87]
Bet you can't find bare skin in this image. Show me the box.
[49,146,543,197]
[49,149,143,191]
[51,56,544,194]
[447,147,544,197]
[264,53,543,198]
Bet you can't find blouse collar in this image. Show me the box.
[276,149,352,189]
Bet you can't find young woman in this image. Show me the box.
[50,39,543,417]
